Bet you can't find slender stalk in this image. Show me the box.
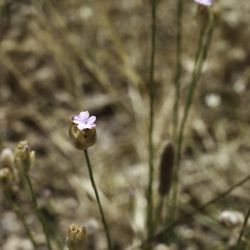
[140,175,250,248]
[165,0,183,228]
[172,0,183,143]
[147,0,157,243]
[4,190,38,249]
[236,206,250,249]
[24,174,52,250]
[83,149,112,250]
[172,10,214,210]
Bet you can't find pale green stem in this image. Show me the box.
[24,174,52,250]
[5,190,38,249]
[83,150,112,250]
[147,0,157,244]
[172,0,183,143]
[172,10,214,212]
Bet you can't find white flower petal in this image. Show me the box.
[77,123,85,130]
[87,116,96,124]
[79,111,89,120]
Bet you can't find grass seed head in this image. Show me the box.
[158,141,175,196]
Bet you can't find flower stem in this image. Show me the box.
[4,190,38,249]
[147,0,157,243]
[172,11,214,210]
[83,149,112,250]
[172,0,183,143]
[24,174,52,250]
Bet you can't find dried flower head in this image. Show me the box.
[66,224,87,250]
[194,0,212,6]
[14,141,36,175]
[158,141,175,196]
[69,111,97,150]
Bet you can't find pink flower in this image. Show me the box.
[72,111,96,130]
[194,0,212,6]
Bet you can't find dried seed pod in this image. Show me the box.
[66,224,87,250]
[158,141,175,196]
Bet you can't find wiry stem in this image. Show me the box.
[147,0,157,243]
[172,0,183,143]
[140,175,250,248]
[5,190,38,249]
[236,206,250,248]
[172,10,214,210]
[24,174,52,250]
[83,150,112,250]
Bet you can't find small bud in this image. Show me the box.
[69,111,97,150]
[0,168,12,187]
[14,141,36,175]
[66,224,87,250]
[158,141,175,196]
[0,148,15,170]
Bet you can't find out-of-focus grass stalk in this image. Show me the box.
[164,0,183,230]
[236,206,250,249]
[5,190,38,249]
[172,0,183,143]
[140,175,250,249]
[147,0,157,243]
[24,174,52,250]
[172,10,215,210]
[83,149,112,250]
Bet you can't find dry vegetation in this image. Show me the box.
[0,0,250,249]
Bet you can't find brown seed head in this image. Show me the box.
[158,141,175,196]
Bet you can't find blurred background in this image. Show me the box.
[0,0,249,249]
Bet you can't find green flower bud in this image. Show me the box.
[0,148,15,173]
[0,168,12,188]
[14,141,35,175]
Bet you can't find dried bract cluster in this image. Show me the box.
[66,224,87,250]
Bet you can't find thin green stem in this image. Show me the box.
[236,206,250,249]
[172,0,183,143]
[147,0,157,243]
[172,10,214,210]
[24,174,52,250]
[83,149,112,250]
[4,190,38,249]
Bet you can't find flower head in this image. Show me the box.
[194,0,212,6]
[72,111,96,130]
[69,111,97,150]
